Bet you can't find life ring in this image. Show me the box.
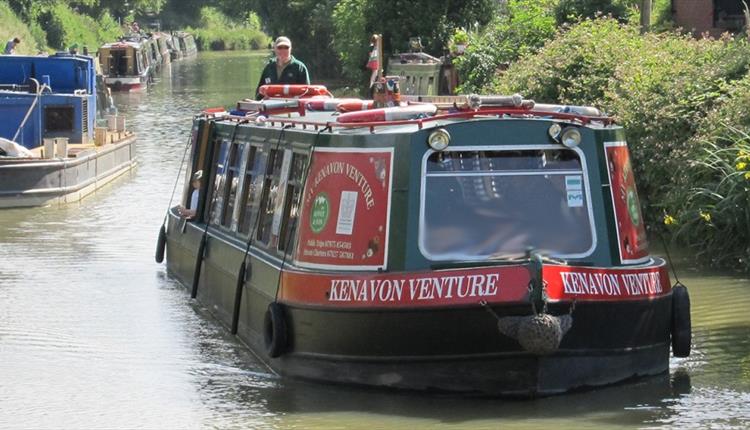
[336,100,374,113]
[155,224,166,263]
[258,84,330,98]
[671,283,691,357]
[336,103,437,123]
[305,98,363,111]
[264,302,288,358]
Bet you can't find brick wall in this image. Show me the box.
[673,0,715,34]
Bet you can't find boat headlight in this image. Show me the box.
[561,127,582,148]
[428,128,451,151]
[548,123,562,141]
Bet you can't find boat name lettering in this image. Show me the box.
[313,161,375,209]
[328,273,500,303]
[560,271,662,296]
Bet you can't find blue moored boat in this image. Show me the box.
[0,53,137,208]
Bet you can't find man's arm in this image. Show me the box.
[300,63,310,85]
[255,62,272,100]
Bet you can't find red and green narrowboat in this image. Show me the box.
[157,86,691,396]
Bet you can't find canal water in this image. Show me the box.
[1,51,749,429]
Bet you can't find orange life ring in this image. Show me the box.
[336,104,437,123]
[336,100,375,113]
[258,84,330,98]
[305,98,363,111]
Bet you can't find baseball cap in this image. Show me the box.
[274,36,291,48]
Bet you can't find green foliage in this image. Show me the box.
[0,0,43,53]
[491,17,750,269]
[553,0,636,24]
[188,7,270,51]
[665,77,750,271]
[39,3,122,51]
[332,0,368,81]
[455,0,558,93]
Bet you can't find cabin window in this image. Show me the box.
[208,139,230,224]
[256,148,284,244]
[220,141,244,228]
[420,147,594,260]
[237,146,260,234]
[44,106,75,132]
[278,153,309,252]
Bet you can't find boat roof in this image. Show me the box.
[214,96,618,136]
[0,53,95,94]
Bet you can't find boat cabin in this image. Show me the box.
[98,40,150,91]
[161,89,689,395]
[0,53,96,149]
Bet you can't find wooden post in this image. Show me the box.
[376,33,383,81]
[640,0,652,33]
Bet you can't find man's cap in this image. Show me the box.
[274,36,291,48]
[192,170,203,181]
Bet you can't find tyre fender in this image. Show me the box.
[671,283,692,357]
[264,302,288,358]
[155,224,167,263]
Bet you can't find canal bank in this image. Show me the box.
[0,51,748,429]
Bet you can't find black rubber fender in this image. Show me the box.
[155,224,167,263]
[191,234,207,299]
[264,302,288,358]
[671,283,692,357]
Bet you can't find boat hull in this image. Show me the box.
[0,135,136,208]
[165,214,672,396]
[104,76,148,92]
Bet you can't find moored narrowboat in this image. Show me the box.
[174,32,198,58]
[158,86,691,396]
[0,53,136,208]
[99,40,150,91]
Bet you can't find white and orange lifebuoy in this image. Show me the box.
[258,84,330,98]
[336,100,375,113]
[305,98,363,111]
[336,104,437,123]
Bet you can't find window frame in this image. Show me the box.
[418,144,598,262]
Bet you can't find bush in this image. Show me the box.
[493,19,750,230]
[553,0,635,24]
[39,3,122,52]
[664,76,750,270]
[454,0,558,93]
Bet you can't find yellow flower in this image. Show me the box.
[663,214,676,226]
[736,161,747,171]
[739,150,749,160]
[745,172,750,180]
[699,211,711,223]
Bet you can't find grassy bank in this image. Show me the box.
[0,1,42,54]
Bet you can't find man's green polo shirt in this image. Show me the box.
[255,55,310,99]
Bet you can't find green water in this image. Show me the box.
[0,51,749,429]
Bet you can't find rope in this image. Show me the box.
[274,125,331,302]
[162,133,194,226]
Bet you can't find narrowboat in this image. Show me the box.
[0,53,136,208]
[157,85,691,396]
[174,32,198,58]
[98,39,150,91]
[153,33,172,66]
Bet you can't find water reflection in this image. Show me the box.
[0,51,749,429]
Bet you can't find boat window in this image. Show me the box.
[44,106,74,132]
[220,141,244,228]
[208,139,230,224]
[278,153,309,252]
[237,146,260,234]
[256,148,284,244]
[421,148,594,260]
